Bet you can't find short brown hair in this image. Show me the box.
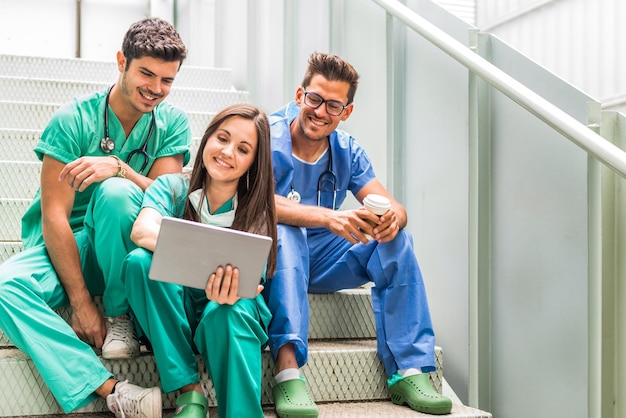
[122,17,187,69]
[301,52,360,104]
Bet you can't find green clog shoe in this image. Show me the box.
[173,391,208,418]
[272,378,319,418]
[388,373,453,415]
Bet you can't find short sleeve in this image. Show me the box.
[348,141,376,195]
[153,104,192,166]
[34,96,100,164]
[142,174,189,218]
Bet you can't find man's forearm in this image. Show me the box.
[275,195,331,228]
[42,225,91,306]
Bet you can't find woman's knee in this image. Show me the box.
[202,302,258,335]
[122,248,153,287]
[90,178,143,220]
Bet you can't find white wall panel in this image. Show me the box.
[0,0,157,60]
[477,0,554,28]
[477,0,626,110]
[81,0,149,60]
[434,0,477,24]
[0,0,76,58]
[481,33,592,417]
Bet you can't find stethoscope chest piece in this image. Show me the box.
[98,84,154,173]
[100,136,115,153]
[287,189,301,203]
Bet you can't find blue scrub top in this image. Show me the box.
[269,101,376,210]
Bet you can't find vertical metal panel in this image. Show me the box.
[485,31,594,418]
[616,119,626,418]
[599,110,626,418]
[586,102,604,418]
[177,0,217,68]
[468,27,493,411]
[402,0,473,403]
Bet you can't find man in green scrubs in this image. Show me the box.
[0,17,190,417]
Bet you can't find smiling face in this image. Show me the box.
[292,74,354,145]
[116,53,180,116]
[202,115,258,186]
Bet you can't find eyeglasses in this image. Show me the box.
[302,91,348,116]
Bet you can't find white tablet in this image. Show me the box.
[148,216,272,298]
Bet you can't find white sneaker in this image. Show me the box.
[102,315,140,359]
[106,380,162,418]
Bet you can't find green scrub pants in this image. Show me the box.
[123,247,271,418]
[0,178,143,412]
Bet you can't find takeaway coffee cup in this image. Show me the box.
[362,194,391,239]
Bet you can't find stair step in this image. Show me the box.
[0,101,60,130]
[0,161,40,199]
[0,198,29,241]
[0,77,250,113]
[0,127,207,240]
[0,129,205,164]
[0,242,21,267]
[0,290,375,348]
[0,129,40,161]
[0,133,209,241]
[0,341,446,416]
[309,290,375,339]
[0,102,216,138]
[20,398,490,418]
[0,54,236,90]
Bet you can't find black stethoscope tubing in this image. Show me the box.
[288,139,337,209]
[100,85,155,174]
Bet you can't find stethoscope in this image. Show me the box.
[287,140,337,209]
[100,85,155,174]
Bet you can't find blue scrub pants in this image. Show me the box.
[262,224,437,377]
[123,247,271,418]
[0,178,143,412]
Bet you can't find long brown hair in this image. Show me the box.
[183,103,277,276]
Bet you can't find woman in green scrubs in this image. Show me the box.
[123,103,277,418]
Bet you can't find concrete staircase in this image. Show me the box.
[0,54,491,418]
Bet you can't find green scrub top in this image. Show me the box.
[143,174,268,281]
[21,88,192,248]
[142,174,234,221]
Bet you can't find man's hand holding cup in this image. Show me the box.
[362,194,392,240]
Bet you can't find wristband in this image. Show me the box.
[109,155,126,179]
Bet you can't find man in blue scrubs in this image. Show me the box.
[263,52,452,417]
[0,18,190,417]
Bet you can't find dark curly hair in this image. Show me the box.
[121,17,187,69]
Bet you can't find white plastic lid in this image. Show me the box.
[363,194,391,210]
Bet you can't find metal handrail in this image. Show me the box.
[372,0,626,178]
